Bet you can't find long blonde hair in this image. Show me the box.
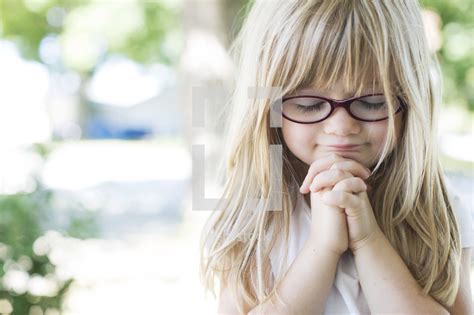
[199,0,461,313]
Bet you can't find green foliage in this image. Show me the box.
[0,146,99,315]
[119,0,182,65]
[0,0,182,312]
[0,187,73,313]
[421,0,474,112]
[0,0,56,61]
[0,0,181,70]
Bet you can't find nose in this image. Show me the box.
[323,107,361,136]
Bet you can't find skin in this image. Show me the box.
[218,83,472,313]
[282,85,403,173]
[274,83,471,313]
[281,83,402,254]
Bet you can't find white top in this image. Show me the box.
[269,179,474,315]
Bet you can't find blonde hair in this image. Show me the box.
[199,0,461,313]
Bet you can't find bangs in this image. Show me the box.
[280,1,393,97]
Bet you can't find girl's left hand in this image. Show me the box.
[307,160,382,252]
[321,188,382,253]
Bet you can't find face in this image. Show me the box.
[281,83,403,169]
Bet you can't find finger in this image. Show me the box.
[309,169,354,192]
[321,190,361,209]
[300,153,347,194]
[329,160,371,181]
[366,183,372,192]
[332,177,367,194]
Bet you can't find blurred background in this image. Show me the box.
[0,0,472,314]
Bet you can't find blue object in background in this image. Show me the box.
[86,118,152,140]
[118,128,151,139]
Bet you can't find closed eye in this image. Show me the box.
[358,102,386,110]
[295,102,326,112]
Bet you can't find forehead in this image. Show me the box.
[288,58,384,98]
[296,82,383,98]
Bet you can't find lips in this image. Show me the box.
[326,144,361,151]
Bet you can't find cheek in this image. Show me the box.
[282,123,307,147]
[394,114,403,141]
[282,122,315,159]
[368,115,403,149]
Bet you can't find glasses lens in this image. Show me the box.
[282,97,331,122]
[350,95,395,120]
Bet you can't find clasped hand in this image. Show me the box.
[300,153,382,255]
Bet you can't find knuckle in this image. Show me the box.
[334,169,345,177]
[329,153,340,162]
[360,180,368,190]
[312,173,320,182]
[313,171,327,183]
[342,193,350,203]
[321,187,331,193]
[338,181,349,190]
[330,192,342,203]
[350,178,360,186]
[331,161,346,171]
[309,160,322,174]
[341,160,351,168]
[348,160,360,167]
[338,191,347,202]
[345,160,362,170]
[310,175,319,186]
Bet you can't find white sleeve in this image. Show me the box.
[445,176,474,248]
[451,191,474,248]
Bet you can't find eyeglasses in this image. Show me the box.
[281,93,405,124]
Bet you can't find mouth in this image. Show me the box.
[326,144,362,151]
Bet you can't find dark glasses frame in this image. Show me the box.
[281,93,406,124]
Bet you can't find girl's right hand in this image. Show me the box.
[300,153,371,194]
[301,154,371,256]
[309,189,349,257]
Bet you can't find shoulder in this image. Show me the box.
[444,175,474,249]
[446,247,472,314]
[218,285,241,315]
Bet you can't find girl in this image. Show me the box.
[200,0,473,314]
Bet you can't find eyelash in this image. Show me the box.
[358,102,386,110]
[295,103,325,113]
[295,102,386,113]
